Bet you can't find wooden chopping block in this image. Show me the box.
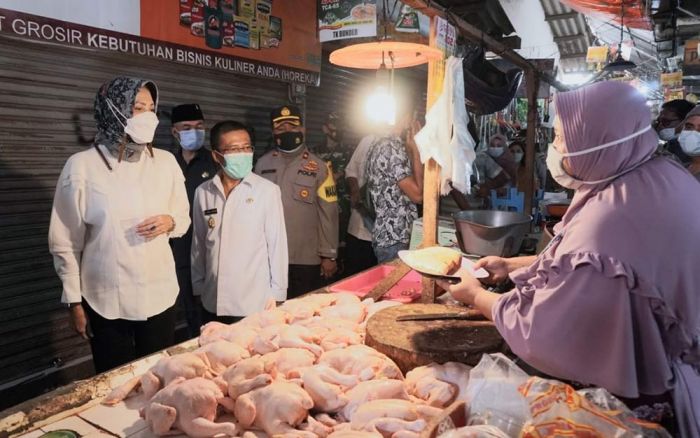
[365,260,412,301]
[365,304,506,374]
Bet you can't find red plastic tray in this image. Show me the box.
[328,265,422,303]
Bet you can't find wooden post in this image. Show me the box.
[420,16,447,303]
[523,69,539,218]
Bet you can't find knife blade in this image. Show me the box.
[396,312,485,322]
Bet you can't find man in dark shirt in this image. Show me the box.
[170,103,217,338]
[654,99,694,165]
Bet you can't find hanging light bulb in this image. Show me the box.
[364,53,397,125]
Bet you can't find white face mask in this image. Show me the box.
[179,129,205,151]
[678,130,700,156]
[658,127,678,142]
[487,146,504,158]
[107,98,159,145]
[546,124,653,190]
[513,152,524,163]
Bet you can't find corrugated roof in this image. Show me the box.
[540,0,592,73]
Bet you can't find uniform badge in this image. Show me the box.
[281,107,291,116]
[246,198,254,204]
[303,160,319,172]
[300,189,309,199]
[207,216,216,229]
[202,171,210,178]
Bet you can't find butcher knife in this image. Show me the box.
[396,311,486,322]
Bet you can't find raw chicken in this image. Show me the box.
[263,348,316,379]
[319,301,367,324]
[341,379,409,421]
[239,305,290,330]
[103,352,212,405]
[404,362,471,407]
[333,293,362,306]
[234,381,315,437]
[195,340,250,374]
[301,364,359,412]
[319,345,403,382]
[328,432,381,438]
[198,322,258,352]
[252,324,323,357]
[319,327,363,351]
[299,414,334,438]
[349,399,442,434]
[139,377,238,437]
[297,316,362,335]
[221,356,273,400]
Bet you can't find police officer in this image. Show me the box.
[255,105,339,298]
[170,103,217,337]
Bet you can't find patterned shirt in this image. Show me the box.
[366,135,418,248]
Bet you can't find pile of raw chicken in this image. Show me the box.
[103,293,471,438]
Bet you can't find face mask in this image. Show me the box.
[179,129,205,151]
[487,146,504,158]
[546,124,653,190]
[513,152,524,163]
[218,151,253,180]
[679,130,700,156]
[274,131,304,152]
[658,127,678,142]
[107,98,159,145]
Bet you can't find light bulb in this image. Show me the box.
[365,86,396,125]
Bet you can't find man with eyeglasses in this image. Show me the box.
[255,105,339,298]
[654,99,694,165]
[191,120,288,324]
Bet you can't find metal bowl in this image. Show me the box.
[452,210,532,257]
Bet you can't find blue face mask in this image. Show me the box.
[179,129,205,151]
[217,151,253,180]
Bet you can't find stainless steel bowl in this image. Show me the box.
[452,210,532,257]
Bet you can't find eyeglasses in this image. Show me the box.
[217,146,253,155]
[656,117,681,128]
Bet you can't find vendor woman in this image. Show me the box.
[48,77,190,373]
[441,81,700,436]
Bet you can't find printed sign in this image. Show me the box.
[0,0,321,85]
[318,0,377,42]
[684,40,700,76]
[435,16,456,55]
[586,46,608,63]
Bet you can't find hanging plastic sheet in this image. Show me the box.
[559,0,652,30]
[463,47,523,116]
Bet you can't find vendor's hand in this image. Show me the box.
[476,185,490,198]
[473,256,511,284]
[436,267,485,306]
[137,215,174,240]
[350,190,361,208]
[69,304,90,340]
[320,258,338,279]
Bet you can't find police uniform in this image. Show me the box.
[255,106,339,298]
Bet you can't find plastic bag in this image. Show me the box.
[519,377,671,437]
[464,354,531,435]
[439,425,509,438]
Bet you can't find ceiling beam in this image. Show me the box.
[400,0,568,91]
[554,33,586,43]
[544,11,580,22]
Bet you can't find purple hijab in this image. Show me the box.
[493,82,700,436]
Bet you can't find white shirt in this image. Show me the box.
[191,172,288,317]
[48,145,191,321]
[345,135,375,241]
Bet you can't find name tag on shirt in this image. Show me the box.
[260,169,277,175]
[204,208,217,216]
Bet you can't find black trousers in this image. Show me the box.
[200,305,244,325]
[288,264,324,299]
[85,301,176,374]
[176,266,201,338]
[344,234,378,276]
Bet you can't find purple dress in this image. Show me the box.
[493,157,700,435]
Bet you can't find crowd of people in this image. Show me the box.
[46,77,700,435]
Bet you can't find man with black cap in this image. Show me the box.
[170,103,217,337]
[255,105,339,298]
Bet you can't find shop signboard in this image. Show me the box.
[0,0,321,85]
[318,0,377,42]
[586,46,608,63]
